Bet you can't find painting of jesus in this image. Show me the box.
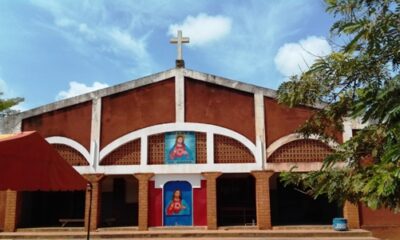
[165,132,196,164]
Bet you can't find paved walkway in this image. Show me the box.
[0,228,379,240]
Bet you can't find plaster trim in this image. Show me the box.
[99,122,257,163]
[266,133,339,159]
[153,174,202,188]
[46,136,91,165]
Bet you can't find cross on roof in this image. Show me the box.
[170,30,190,61]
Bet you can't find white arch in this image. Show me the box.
[46,136,91,165]
[266,133,339,159]
[99,122,257,162]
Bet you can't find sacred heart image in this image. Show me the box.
[165,132,196,164]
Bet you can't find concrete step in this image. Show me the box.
[0,229,378,239]
[0,237,381,240]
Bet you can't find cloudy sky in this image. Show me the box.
[0,0,334,110]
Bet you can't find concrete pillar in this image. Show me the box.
[202,172,222,230]
[134,173,154,231]
[84,174,104,231]
[343,201,360,229]
[251,171,274,229]
[89,97,102,169]
[175,68,185,122]
[342,120,360,229]
[254,90,266,169]
[3,190,19,232]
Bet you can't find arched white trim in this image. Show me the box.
[46,136,91,165]
[266,133,339,159]
[99,122,257,162]
[154,174,202,189]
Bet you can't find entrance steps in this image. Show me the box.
[0,227,378,239]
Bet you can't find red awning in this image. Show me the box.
[0,131,87,191]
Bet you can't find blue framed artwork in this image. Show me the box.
[164,181,192,226]
[165,132,196,164]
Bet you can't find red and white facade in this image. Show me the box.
[0,67,398,231]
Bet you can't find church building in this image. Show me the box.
[0,31,398,233]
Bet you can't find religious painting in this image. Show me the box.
[164,181,192,226]
[165,132,196,164]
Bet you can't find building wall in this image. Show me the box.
[148,181,162,227]
[193,180,207,226]
[101,79,175,148]
[185,78,255,142]
[22,101,92,150]
[264,97,314,146]
[264,97,343,145]
[10,73,388,230]
[360,205,400,227]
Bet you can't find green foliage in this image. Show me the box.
[277,0,400,210]
[0,92,24,117]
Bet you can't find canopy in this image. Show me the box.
[0,131,87,191]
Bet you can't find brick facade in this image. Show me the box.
[83,174,104,231]
[252,171,274,229]
[3,190,19,232]
[134,173,154,231]
[343,201,360,229]
[202,172,222,230]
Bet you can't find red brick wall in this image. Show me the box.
[360,205,400,227]
[101,79,175,148]
[264,97,314,146]
[194,180,207,226]
[22,101,92,150]
[185,78,255,142]
[264,97,342,145]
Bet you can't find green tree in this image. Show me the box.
[0,92,24,117]
[277,0,400,210]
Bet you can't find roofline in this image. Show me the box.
[17,67,324,120]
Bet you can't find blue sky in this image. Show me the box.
[0,0,335,110]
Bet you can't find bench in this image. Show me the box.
[59,218,84,227]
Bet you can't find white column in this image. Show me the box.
[90,97,102,170]
[140,136,148,166]
[175,69,185,122]
[206,132,214,166]
[254,90,266,169]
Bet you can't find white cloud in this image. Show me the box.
[168,13,232,46]
[274,36,332,77]
[108,28,148,58]
[56,81,109,100]
[30,0,155,75]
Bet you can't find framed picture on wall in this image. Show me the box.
[164,132,196,164]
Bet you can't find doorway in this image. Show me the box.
[217,173,256,226]
[270,173,342,225]
[19,191,85,228]
[100,175,138,227]
[163,181,192,226]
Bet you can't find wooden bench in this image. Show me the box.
[59,218,84,227]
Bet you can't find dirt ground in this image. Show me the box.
[367,227,400,240]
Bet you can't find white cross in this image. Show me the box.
[170,30,190,60]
